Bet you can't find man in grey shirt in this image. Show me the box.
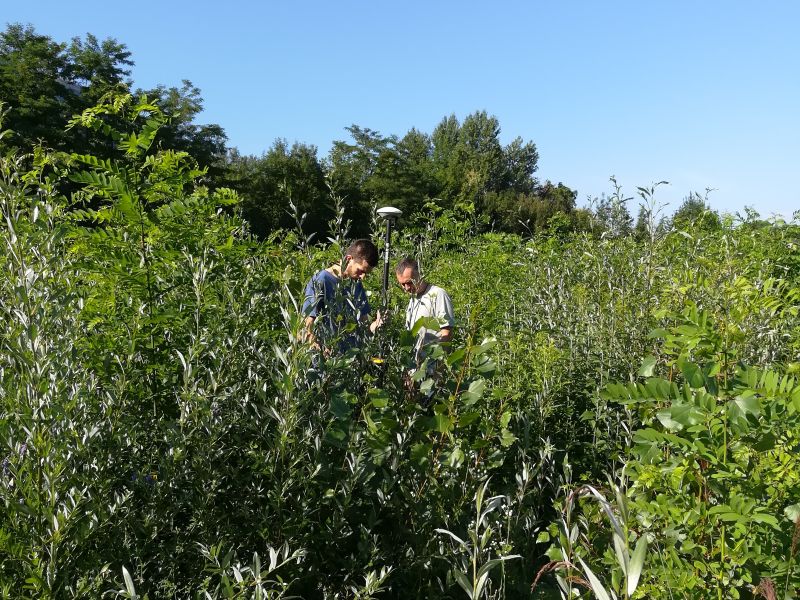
[395,257,455,366]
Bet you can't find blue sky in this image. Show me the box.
[4,1,799,218]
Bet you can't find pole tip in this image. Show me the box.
[377,206,402,218]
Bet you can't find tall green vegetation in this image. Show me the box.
[2,91,798,597]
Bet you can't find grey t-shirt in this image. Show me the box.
[405,284,455,359]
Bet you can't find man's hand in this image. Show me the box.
[300,316,316,344]
[369,310,386,334]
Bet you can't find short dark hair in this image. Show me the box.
[395,257,419,275]
[346,239,379,267]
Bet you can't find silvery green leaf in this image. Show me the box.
[578,557,612,600]
[627,536,647,596]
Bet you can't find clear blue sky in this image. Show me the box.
[5,1,799,218]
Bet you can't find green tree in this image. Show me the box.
[484,181,576,235]
[64,32,133,105]
[328,125,435,233]
[0,23,72,150]
[0,24,133,154]
[327,125,388,233]
[458,110,506,201]
[430,113,462,206]
[670,191,721,231]
[394,127,439,214]
[230,139,329,239]
[139,80,228,180]
[0,24,226,175]
[431,111,502,208]
[431,111,539,213]
[592,178,634,237]
[501,136,539,194]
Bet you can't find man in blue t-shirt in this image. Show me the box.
[301,239,383,351]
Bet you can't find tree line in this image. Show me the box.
[1,23,728,240]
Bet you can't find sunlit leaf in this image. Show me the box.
[638,355,657,377]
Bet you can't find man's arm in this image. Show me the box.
[301,315,317,345]
[300,272,324,347]
[435,287,456,343]
[353,282,384,334]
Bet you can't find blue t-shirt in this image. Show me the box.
[302,269,371,348]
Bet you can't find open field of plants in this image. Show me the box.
[1,90,800,599]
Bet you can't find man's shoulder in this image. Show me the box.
[426,285,454,323]
[314,269,337,281]
[304,270,338,300]
[308,269,339,287]
[425,284,451,299]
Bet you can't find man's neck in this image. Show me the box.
[415,281,430,297]
[326,263,343,279]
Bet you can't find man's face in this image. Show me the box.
[343,256,373,280]
[396,267,420,294]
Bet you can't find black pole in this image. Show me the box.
[382,217,393,308]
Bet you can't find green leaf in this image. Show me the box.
[752,431,777,451]
[367,388,390,408]
[671,402,706,426]
[411,316,441,336]
[729,393,761,421]
[122,566,138,599]
[474,571,490,600]
[325,426,347,446]
[461,379,486,406]
[704,361,721,378]
[476,555,521,580]
[451,568,473,599]
[679,359,706,388]
[644,377,674,400]
[536,530,550,544]
[627,536,647,596]
[656,408,683,431]
[427,414,453,434]
[419,378,434,395]
[585,485,625,541]
[577,558,611,600]
[435,528,468,549]
[411,442,432,465]
[638,355,657,377]
[330,392,354,420]
[473,356,496,376]
[750,513,779,527]
[458,411,481,427]
[500,429,517,447]
[708,505,745,522]
[447,347,467,366]
[448,446,465,467]
[472,337,497,356]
